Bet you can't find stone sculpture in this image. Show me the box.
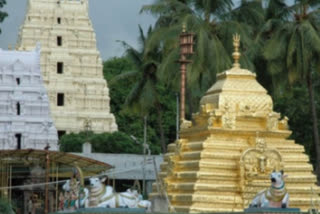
[88,177,151,211]
[60,176,151,211]
[61,179,90,210]
[250,170,289,208]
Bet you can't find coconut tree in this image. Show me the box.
[263,0,320,180]
[111,25,168,153]
[141,0,264,115]
[247,0,293,93]
[0,0,8,33]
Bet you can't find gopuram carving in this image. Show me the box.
[149,34,320,212]
[0,47,58,150]
[17,0,117,133]
[240,135,283,179]
[240,135,284,207]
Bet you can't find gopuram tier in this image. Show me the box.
[17,0,117,134]
[0,46,58,150]
[150,35,320,212]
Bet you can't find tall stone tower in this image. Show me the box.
[150,35,320,212]
[17,0,117,135]
[0,46,58,150]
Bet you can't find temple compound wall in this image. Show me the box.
[17,0,117,135]
[0,46,58,150]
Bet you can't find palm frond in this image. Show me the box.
[109,70,140,86]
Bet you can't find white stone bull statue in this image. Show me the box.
[120,188,152,210]
[62,179,90,209]
[89,177,151,211]
[88,177,117,208]
[250,170,289,208]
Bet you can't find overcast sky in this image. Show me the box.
[0,0,156,60]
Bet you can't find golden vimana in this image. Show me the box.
[150,34,320,212]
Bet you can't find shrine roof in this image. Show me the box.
[0,149,112,177]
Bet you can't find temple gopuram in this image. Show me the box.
[17,0,117,135]
[150,35,320,212]
[0,45,58,150]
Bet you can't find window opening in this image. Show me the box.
[15,134,22,150]
[57,36,62,46]
[57,62,63,74]
[17,102,21,115]
[57,93,64,106]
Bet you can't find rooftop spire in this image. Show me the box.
[232,33,241,68]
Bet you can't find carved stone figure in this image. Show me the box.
[88,176,151,211]
[62,179,90,210]
[250,170,289,208]
[241,136,283,179]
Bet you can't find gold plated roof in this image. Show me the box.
[200,34,272,116]
[150,34,320,213]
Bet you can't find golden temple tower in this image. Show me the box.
[17,0,117,135]
[151,34,320,212]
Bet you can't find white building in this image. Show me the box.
[0,45,58,150]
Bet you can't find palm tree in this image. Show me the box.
[141,0,263,116]
[263,0,320,180]
[0,0,8,33]
[111,25,168,153]
[251,0,292,89]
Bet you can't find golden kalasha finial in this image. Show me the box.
[182,22,186,33]
[232,33,241,68]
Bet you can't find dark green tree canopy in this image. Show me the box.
[0,0,7,33]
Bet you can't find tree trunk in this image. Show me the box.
[306,72,320,182]
[156,105,167,153]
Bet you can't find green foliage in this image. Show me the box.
[0,0,8,34]
[261,0,320,175]
[273,84,316,162]
[0,198,15,214]
[140,0,268,118]
[59,131,142,154]
[109,25,178,153]
[59,132,84,152]
[104,56,177,154]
